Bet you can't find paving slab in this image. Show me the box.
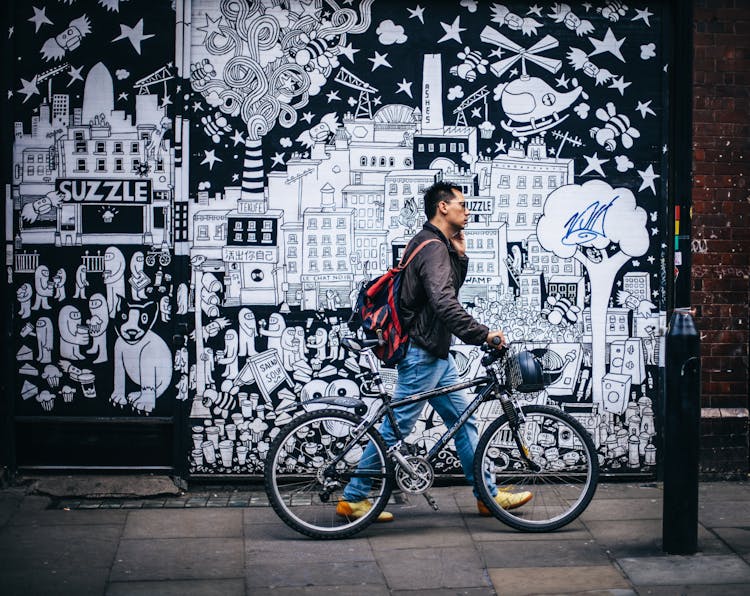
[488,564,632,595]
[465,515,590,542]
[246,560,385,589]
[391,589,496,596]
[0,523,121,570]
[123,508,242,538]
[699,482,750,500]
[589,483,662,500]
[110,537,244,581]
[618,554,750,585]
[8,508,128,526]
[478,538,610,568]
[584,519,730,557]
[636,584,750,595]
[0,492,22,527]
[106,578,245,596]
[367,524,474,551]
[250,584,390,595]
[580,497,663,521]
[2,565,110,596]
[699,500,750,527]
[711,526,750,554]
[374,545,491,591]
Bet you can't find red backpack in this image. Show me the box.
[349,239,440,366]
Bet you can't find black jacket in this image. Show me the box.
[399,222,489,358]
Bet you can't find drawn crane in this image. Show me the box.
[134,65,174,97]
[452,85,489,127]
[37,62,70,102]
[335,67,378,119]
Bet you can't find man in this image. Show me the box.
[337,182,532,522]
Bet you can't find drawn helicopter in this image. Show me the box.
[481,27,587,137]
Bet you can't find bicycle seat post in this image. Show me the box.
[361,348,389,399]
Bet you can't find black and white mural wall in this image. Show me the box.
[181,0,667,475]
[7,0,668,474]
[8,0,180,422]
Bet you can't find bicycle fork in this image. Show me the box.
[499,394,541,473]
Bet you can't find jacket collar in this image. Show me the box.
[422,221,454,252]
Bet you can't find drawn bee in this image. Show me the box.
[190,58,216,89]
[548,4,595,36]
[598,1,628,22]
[291,31,339,72]
[449,47,489,82]
[201,112,232,143]
[542,295,580,325]
[589,102,640,151]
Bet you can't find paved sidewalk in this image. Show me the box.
[1,480,749,595]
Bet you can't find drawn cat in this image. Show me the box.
[111,299,171,414]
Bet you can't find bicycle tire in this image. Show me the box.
[264,409,394,539]
[474,404,599,532]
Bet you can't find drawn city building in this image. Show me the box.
[383,168,440,238]
[280,221,303,306]
[526,234,582,279]
[623,271,652,302]
[517,268,545,310]
[300,188,355,310]
[489,137,573,242]
[462,223,509,302]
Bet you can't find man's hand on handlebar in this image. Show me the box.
[486,330,507,350]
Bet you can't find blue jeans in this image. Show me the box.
[342,343,496,501]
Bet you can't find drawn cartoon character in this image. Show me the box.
[280,328,300,371]
[36,317,54,364]
[40,16,91,61]
[176,283,189,315]
[111,300,172,414]
[32,265,53,310]
[103,246,126,316]
[216,329,239,380]
[73,264,89,299]
[86,293,109,364]
[129,252,151,300]
[449,47,489,82]
[59,305,89,360]
[306,327,328,360]
[20,191,64,224]
[17,282,33,319]
[159,296,171,323]
[53,268,67,302]
[259,313,286,353]
[238,307,257,357]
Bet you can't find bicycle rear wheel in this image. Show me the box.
[264,409,393,539]
[474,404,599,532]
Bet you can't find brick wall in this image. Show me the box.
[692,0,750,478]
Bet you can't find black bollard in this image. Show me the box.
[662,308,701,554]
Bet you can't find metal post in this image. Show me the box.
[662,308,701,554]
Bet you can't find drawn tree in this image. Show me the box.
[190,0,373,199]
[536,179,649,404]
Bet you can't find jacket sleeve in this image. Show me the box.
[416,243,489,345]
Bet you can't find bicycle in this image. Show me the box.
[264,337,599,539]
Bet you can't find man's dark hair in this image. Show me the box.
[423,181,462,219]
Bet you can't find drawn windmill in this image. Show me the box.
[335,67,378,119]
[480,27,585,138]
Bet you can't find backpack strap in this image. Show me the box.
[396,238,441,270]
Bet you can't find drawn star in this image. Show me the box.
[636,100,656,118]
[118,92,128,101]
[28,6,53,33]
[338,42,358,63]
[632,8,653,27]
[192,101,204,112]
[509,67,519,77]
[201,149,222,170]
[527,5,543,17]
[17,77,39,103]
[663,144,668,154]
[325,90,341,102]
[396,78,413,98]
[67,65,84,87]
[489,47,503,59]
[347,96,357,107]
[494,140,507,153]
[408,5,426,24]
[609,76,631,95]
[368,51,392,71]
[196,13,222,44]
[161,94,172,108]
[8,26,13,38]
[112,19,154,55]
[271,152,285,167]
[555,73,570,88]
[638,164,660,194]
[647,255,656,264]
[231,129,245,146]
[652,289,659,298]
[651,227,659,236]
[300,111,314,124]
[373,96,382,106]
[471,106,482,119]
[588,28,626,62]
[580,152,609,177]
[232,173,240,182]
[438,16,465,44]
[632,260,640,267]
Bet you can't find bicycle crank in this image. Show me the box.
[395,455,434,494]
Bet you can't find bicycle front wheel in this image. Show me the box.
[264,409,394,539]
[474,404,599,532]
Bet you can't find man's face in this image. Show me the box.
[442,190,470,230]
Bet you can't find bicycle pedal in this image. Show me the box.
[422,491,439,511]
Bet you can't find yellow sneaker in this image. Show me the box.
[477,490,533,516]
[336,498,394,523]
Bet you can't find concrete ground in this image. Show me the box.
[1,479,749,595]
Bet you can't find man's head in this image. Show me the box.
[423,181,469,232]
